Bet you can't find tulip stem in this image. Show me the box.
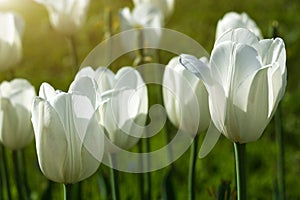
[109,154,119,200]
[188,134,199,200]
[234,142,247,200]
[21,149,31,199]
[12,150,23,200]
[63,184,73,200]
[145,137,152,200]
[138,141,145,199]
[1,145,12,200]
[275,106,286,200]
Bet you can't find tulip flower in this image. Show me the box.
[0,79,35,150]
[180,28,286,157]
[33,0,90,36]
[31,77,104,184]
[162,56,210,135]
[0,12,24,71]
[75,67,148,151]
[119,3,163,53]
[132,0,175,19]
[216,12,262,40]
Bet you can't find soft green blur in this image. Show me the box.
[0,0,300,199]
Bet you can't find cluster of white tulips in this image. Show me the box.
[0,0,287,199]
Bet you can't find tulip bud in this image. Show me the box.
[76,67,148,152]
[181,28,286,157]
[216,12,263,40]
[162,56,210,135]
[0,79,36,150]
[33,0,90,36]
[31,77,104,183]
[0,12,24,71]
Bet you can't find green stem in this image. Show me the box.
[12,150,23,200]
[0,145,4,199]
[21,149,31,199]
[64,184,73,200]
[275,106,285,200]
[188,134,199,200]
[145,138,151,200]
[138,141,145,200]
[68,36,79,74]
[109,154,119,200]
[234,143,247,200]
[1,145,12,200]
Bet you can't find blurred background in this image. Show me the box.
[0,0,300,199]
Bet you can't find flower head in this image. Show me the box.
[76,67,148,152]
[181,28,286,157]
[31,77,103,183]
[216,12,262,40]
[33,0,90,36]
[0,79,35,150]
[163,56,210,135]
[0,12,24,70]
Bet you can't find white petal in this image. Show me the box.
[179,54,212,85]
[68,76,97,107]
[39,82,57,100]
[75,66,96,80]
[215,28,260,49]
[235,67,269,143]
[0,98,19,149]
[31,97,68,183]
[94,67,116,94]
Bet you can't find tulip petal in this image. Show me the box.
[235,67,269,143]
[39,82,57,100]
[210,42,262,96]
[32,97,68,183]
[0,98,19,149]
[94,67,116,94]
[69,76,97,107]
[199,123,221,158]
[77,110,103,181]
[75,66,96,80]
[215,28,260,49]
[179,54,212,85]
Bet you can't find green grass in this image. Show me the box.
[1,0,300,199]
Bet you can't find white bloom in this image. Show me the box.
[0,12,24,70]
[163,56,210,135]
[216,12,262,40]
[0,79,35,150]
[31,77,104,183]
[119,3,163,52]
[76,67,148,151]
[33,0,90,36]
[181,28,286,157]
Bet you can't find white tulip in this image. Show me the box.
[33,0,90,36]
[216,12,262,40]
[180,28,286,157]
[119,3,163,52]
[0,79,35,150]
[75,67,148,151]
[31,77,104,183]
[132,0,175,19]
[162,56,210,135]
[0,12,24,71]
